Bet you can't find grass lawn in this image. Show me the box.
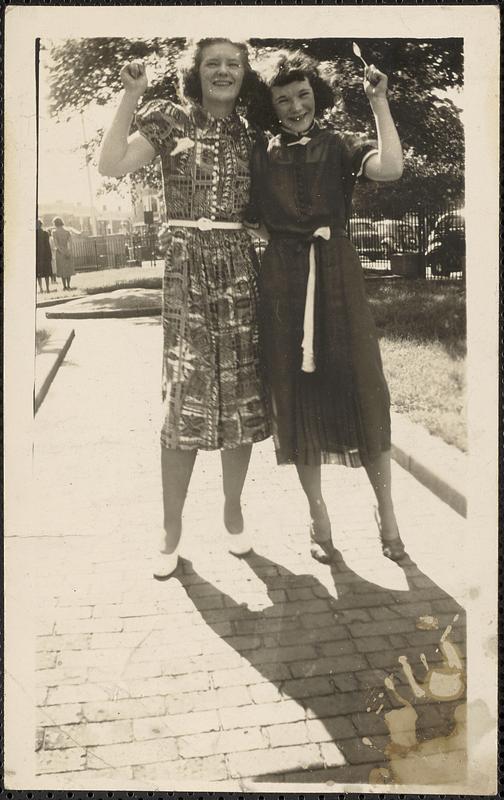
[35,328,51,355]
[366,279,466,451]
[381,337,466,451]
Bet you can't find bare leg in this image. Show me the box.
[45,277,50,292]
[295,464,330,533]
[363,449,401,543]
[295,464,335,563]
[37,277,43,292]
[221,444,252,534]
[160,447,197,553]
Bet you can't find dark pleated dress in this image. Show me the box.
[247,123,391,467]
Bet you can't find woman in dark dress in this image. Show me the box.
[99,39,271,578]
[247,52,405,563]
[36,219,53,293]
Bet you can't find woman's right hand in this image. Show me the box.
[120,61,148,99]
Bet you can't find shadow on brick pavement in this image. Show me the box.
[25,319,467,789]
[174,548,466,785]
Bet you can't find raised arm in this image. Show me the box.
[98,61,156,178]
[361,66,403,183]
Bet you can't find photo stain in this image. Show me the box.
[415,614,439,630]
[366,615,466,786]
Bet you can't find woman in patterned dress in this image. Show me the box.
[246,51,406,564]
[99,39,270,577]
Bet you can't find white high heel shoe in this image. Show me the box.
[228,530,252,557]
[153,547,179,579]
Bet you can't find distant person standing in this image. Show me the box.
[52,217,74,290]
[36,220,53,293]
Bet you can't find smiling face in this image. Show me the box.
[271,78,316,134]
[199,42,245,109]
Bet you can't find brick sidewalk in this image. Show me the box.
[13,317,467,790]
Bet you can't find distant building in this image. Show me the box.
[38,200,134,236]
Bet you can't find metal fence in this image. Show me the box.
[71,230,162,272]
[347,204,465,280]
[70,205,465,280]
[71,234,128,271]
[252,205,464,280]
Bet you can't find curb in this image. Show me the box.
[37,295,87,309]
[34,328,75,414]
[390,411,466,518]
[46,306,161,320]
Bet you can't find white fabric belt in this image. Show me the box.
[167,218,243,231]
[301,226,331,373]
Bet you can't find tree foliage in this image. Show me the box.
[47,37,185,116]
[46,36,464,212]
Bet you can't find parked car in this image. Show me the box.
[426,209,465,277]
[348,218,384,260]
[375,219,418,255]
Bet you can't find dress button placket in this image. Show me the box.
[210,123,220,221]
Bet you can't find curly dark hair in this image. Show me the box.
[177,37,267,118]
[254,50,335,132]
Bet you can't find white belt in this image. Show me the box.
[301,226,331,373]
[167,217,243,231]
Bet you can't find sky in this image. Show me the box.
[38,47,128,212]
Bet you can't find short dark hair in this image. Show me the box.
[53,217,64,227]
[256,50,335,131]
[178,38,266,115]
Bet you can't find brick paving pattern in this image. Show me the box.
[19,317,467,789]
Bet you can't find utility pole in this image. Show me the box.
[80,111,98,236]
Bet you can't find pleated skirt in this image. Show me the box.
[258,234,391,466]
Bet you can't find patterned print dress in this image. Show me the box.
[136,100,270,450]
[247,123,391,467]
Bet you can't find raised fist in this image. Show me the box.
[120,60,148,98]
[364,64,388,100]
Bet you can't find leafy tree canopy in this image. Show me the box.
[46,36,464,212]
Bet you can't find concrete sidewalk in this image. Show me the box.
[13,316,467,791]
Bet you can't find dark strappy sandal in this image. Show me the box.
[374,508,406,562]
[309,519,336,564]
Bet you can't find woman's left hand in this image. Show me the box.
[364,65,388,100]
[158,223,172,253]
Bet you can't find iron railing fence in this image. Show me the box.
[70,205,465,280]
[347,204,465,280]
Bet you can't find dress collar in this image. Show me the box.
[190,101,241,132]
[279,119,320,145]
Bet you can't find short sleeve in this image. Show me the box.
[340,132,379,182]
[134,99,184,155]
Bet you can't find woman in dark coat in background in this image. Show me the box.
[36,220,53,293]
